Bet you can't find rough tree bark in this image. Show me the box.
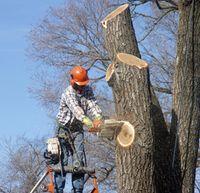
[101,2,200,192]
[171,1,200,192]
[101,4,169,193]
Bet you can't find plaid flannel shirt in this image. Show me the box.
[57,85,102,126]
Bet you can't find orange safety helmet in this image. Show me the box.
[70,66,89,86]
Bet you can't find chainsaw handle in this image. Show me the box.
[88,127,101,133]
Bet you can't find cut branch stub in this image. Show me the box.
[117,121,135,148]
[101,4,129,29]
[105,63,116,86]
[105,54,148,86]
[117,53,148,69]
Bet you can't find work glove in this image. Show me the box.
[92,115,103,132]
[82,116,93,129]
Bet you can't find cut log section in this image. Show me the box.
[117,53,148,69]
[98,119,135,147]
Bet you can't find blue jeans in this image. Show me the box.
[54,128,85,193]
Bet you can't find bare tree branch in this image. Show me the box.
[138,9,175,43]
[155,0,178,10]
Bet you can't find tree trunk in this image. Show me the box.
[171,1,200,192]
[101,4,169,193]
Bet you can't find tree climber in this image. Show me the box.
[56,66,103,193]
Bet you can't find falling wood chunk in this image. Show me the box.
[101,4,129,29]
[117,53,148,69]
[98,119,135,147]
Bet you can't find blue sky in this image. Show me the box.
[0,0,147,139]
[0,0,65,138]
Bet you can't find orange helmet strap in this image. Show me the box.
[70,78,75,87]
